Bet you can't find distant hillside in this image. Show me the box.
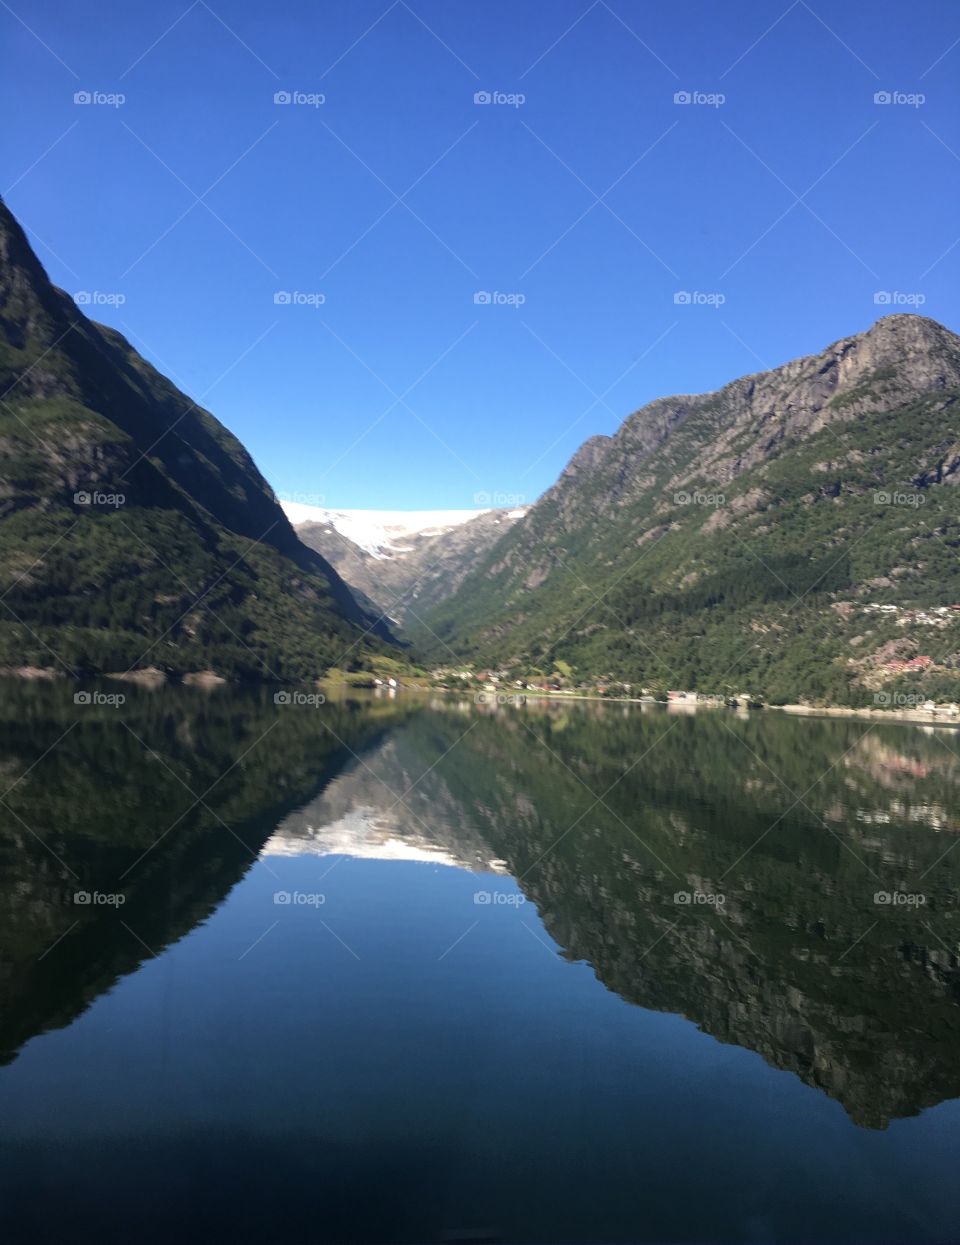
[0,198,395,681]
[414,315,960,705]
[287,503,527,627]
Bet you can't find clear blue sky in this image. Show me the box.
[3,0,959,509]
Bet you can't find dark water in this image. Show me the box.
[1,685,960,1244]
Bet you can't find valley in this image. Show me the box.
[7,6,960,1243]
[3,192,960,713]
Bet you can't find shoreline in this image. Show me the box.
[770,702,960,728]
[469,687,960,728]
[5,668,960,729]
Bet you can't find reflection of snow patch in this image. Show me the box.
[263,804,508,872]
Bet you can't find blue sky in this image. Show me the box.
[3,0,959,509]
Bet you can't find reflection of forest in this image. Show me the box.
[2,687,959,1128]
[0,683,413,1064]
[402,702,960,1129]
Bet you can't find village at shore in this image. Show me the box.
[425,666,960,728]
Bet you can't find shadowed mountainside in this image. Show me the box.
[0,198,395,681]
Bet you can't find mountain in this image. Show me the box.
[415,315,960,704]
[286,502,527,627]
[0,197,395,681]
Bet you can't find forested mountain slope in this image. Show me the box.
[415,315,960,704]
[0,198,394,681]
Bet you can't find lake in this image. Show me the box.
[1,684,959,1244]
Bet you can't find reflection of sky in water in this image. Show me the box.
[3,840,960,1245]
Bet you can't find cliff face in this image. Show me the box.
[415,316,960,704]
[514,315,960,536]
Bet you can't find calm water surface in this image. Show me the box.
[1,684,960,1243]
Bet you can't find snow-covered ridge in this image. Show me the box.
[280,503,496,559]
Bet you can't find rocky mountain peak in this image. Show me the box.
[413,312,960,704]
[0,196,75,351]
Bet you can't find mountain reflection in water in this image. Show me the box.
[1,684,958,1136]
